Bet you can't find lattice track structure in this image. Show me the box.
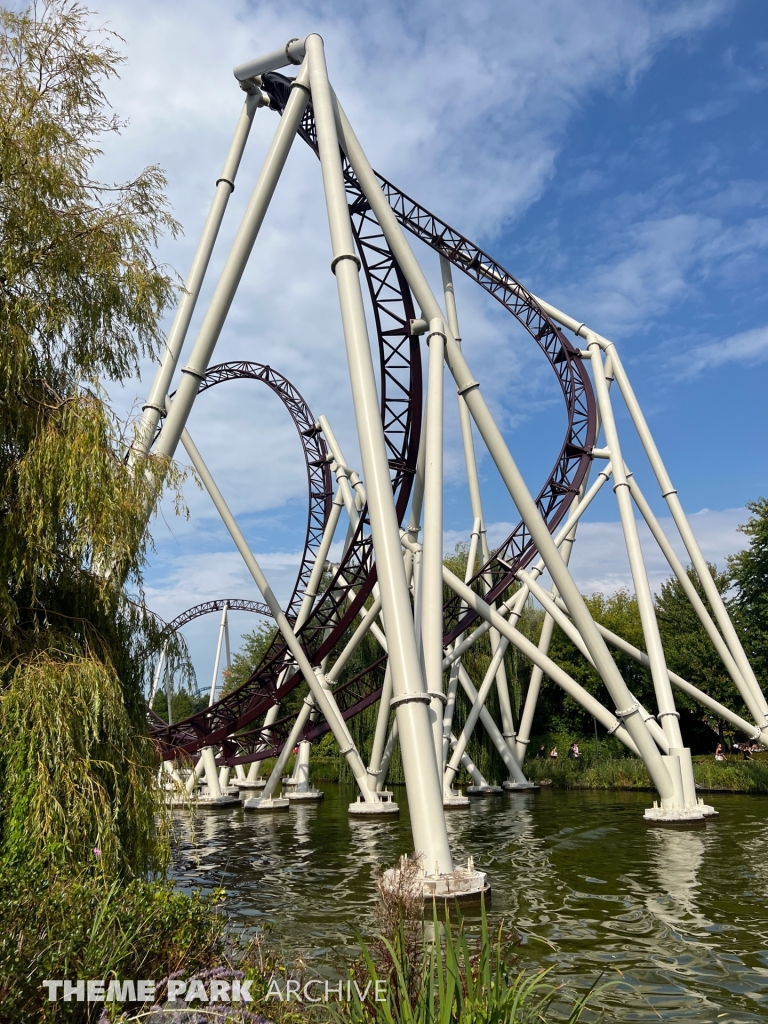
[166,598,272,634]
[140,37,767,892]
[149,75,594,763]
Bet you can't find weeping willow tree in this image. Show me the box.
[0,1,186,878]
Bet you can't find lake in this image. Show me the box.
[170,784,768,1022]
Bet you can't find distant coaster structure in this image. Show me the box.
[134,37,767,899]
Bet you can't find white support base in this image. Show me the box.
[381,863,490,901]
[243,796,290,812]
[348,796,399,816]
[502,780,539,792]
[466,784,503,796]
[643,801,706,824]
[202,785,242,799]
[443,791,470,809]
[168,793,240,808]
[234,778,266,790]
[286,789,324,802]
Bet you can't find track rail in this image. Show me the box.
[166,598,272,633]
[150,76,596,763]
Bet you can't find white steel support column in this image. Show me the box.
[589,616,767,742]
[179,424,376,803]
[367,662,393,783]
[455,665,531,783]
[151,62,310,471]
[627,471,762,713]
[441,257,517,755]
[332,97,674,810]
[294,484,345,629]
[606,344,768,723]
[133,89,267,459]
[445,568,641,756]
[307,35,453,871]
[586,337,685,755]
[149,641,168,706]
[209,603,229,705]
[254,697,314,804]
[422,318,448,772]
[201,746,222,798]
[518,283,766,728]
[442,518,481,764]
[444,639,507,792]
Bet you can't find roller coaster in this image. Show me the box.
[136,36,768,898]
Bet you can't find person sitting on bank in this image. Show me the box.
[744,746,754,761]
[549,746,558,759]
[535,744,547,759]
[715,743,726,762]
[568,742,581,759]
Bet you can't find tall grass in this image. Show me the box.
[332,860,605,1024]
[333,898,603,1024]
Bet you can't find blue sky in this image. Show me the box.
[90,0,767,687]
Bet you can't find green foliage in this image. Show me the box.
[0,1,187,879]
[0,0,181,627]
[539,590,649,737]
[0,653,167,876]
[151,685,209,724]
[525,755,653,791]
[0,870,229,1023]
[333,894,603,1023]
[656,562,746,719]
[524,752,768,793]
[222,621,278,696]
[728,497,768,686]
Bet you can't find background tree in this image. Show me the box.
[0,0,185,877]
[655,562,748,746]
[542,589,651,740]
[728,498,768,688]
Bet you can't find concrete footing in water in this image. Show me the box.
[443,791,470,809]
[643,800,711,824]
[287,789,324,803]
[466,784,503,796]
[348,795,399,817]
[243,796,290,812]
[503,781,539,792]
[167,793,240,808]
[381,856,490,901]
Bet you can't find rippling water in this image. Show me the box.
[170,784,768,1022]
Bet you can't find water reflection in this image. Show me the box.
[646,827,713,936]
[170,786,768,1022]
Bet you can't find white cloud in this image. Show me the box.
[542,211,768,339]
[444,506,748,597]
[675,325,768,378]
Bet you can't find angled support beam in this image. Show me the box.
[133,87,268,459]
[179,423,376,802]
[151,62,310,474]
[307,34,453,869]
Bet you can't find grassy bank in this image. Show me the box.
[524,754,768,793]
[265,748,768,795]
